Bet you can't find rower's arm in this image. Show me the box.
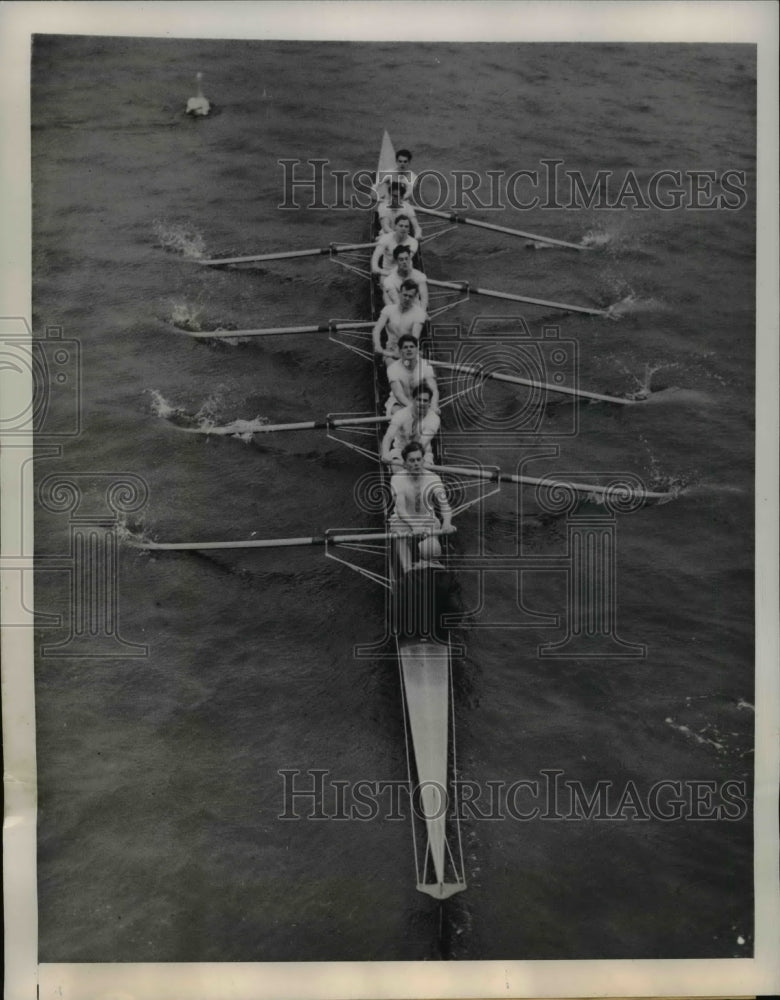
[418,413,441,449]
[372,310,388,356]
[433,480,455,532]
[371,239,388,275]
[382,276,399,306]
[417,278,429,311]
[408,208,423,240]
[389,377,411,409]
[426,371,440,410]
[380,415,401,465]
[391,481,414,523]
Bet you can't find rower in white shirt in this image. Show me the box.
[372,281,427,363]
[373,147,418,205]
[381,385,440,469]
[371,215,419,277]
[386,334,439,413]
[382,244,428,310]
[388,441,455,572]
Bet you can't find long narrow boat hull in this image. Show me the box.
[372,131,465,899]
[398,638,465,899]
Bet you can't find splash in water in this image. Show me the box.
[606,293,670,318]
[116,514,154,553]
[580,229,612,249]
[169,298,204,332]
[149,388,267,442]
[153,220,206,259]
[147,388,185,421]
[665,717,725,753]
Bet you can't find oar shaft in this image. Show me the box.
[427,278,608,317]
[188,321,373,340]
[184,414,388,436]
[132,528,451,552]
[430,360,635,406]
[432,464,673,501]
[139,537,325,551]
[195,242,375,266]
[416,207,588,251]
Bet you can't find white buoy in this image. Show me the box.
[185,72,211,117]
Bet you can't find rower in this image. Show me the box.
[389,441,455,572]
[372,280,427,363]
[377,181,423,238]
[371,215,419,277]
[382,244,428,310]
[373,147,418,205]
[386,334,439,412]
[381,384,440,469]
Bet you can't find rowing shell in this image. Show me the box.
[372,131,466,899]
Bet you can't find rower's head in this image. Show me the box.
[401,441,425,472]
[399,279,419,307]
[398,333,419,358]
[388,181,406,205]
[393,245,412,274]
[396,149,412,168]
[411,384,432,413]
[393,245,413,272]
[393,214,411,237]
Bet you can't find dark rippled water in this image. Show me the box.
[32,36,756,962]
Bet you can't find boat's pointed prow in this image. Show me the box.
[417,880,467,900]
[377,130,397,179]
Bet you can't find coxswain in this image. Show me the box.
[386,334,439,412]
[372,280,427,363]
[382,244,428,310]
[371,215,419,277]
[388,441,455,572]
[381,385,440,469]
[377,181,423,238]
[373,147,418,205]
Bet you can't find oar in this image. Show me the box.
[181,320,373,340]
[427,278,610,318]
[177,414,388,436]
[416,206,589,251]
[433,464,676,502]
[194,242,376,267]
[430,360,637,406]
[130,528,452,552]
